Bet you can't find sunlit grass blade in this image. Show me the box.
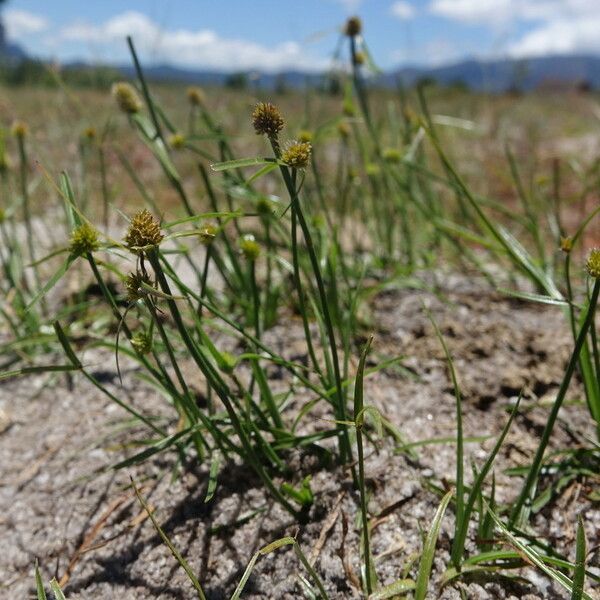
[488,506,594,600]
[35,563,47,600]
[572,516,587,600]
[231,536,329,600]
[132,477,207,600]
[414,489,453,600]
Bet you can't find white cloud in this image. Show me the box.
[57,11,328,72]
[429,0,599,25]
[429,0,600,58]
[508,15,600,57]
[4,9,49,39]
[390,1,416,20]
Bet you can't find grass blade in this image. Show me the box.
[415,489,453,600]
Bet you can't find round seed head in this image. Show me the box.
[252,102,285,137]
[345,16,362,37]
[586,248,600,278]
[187,86,205,106]
[69,223,99,257]
[366,163,381,177]
[337,121,351,138]
[353,51,366,66]
[124,209,163,253]
[342,100,355,116]
[83,127,97,141]
[560,236,573,253]
[125,271,153,303]
[112,82,142,114]
[281,140,312,169]
[239,234,260,261]
[199,224,218,245]
[11,120,28,139]
[382,147,402,163]
[130,331,153,354]
[169,133,186,150]
[298,129,313,143]
[256,197,275,216]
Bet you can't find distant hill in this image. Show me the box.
[115,55,600,92]
[6,51,600,92]
[384,55,600,92]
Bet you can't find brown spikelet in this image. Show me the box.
[124,209,163,253]
[252,102,284,138]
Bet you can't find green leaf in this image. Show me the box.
[49,579,68,600]
[210,157,277,172]
[26,256,76,312]
[35,563,47,600]
[572,517,587,600]
[415,490,453,600]
[369,579,415,599]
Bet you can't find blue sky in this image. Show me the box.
[4,1,600,71]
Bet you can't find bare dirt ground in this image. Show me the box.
[1,272,599,599]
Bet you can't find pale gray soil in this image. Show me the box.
[1,272,599,599]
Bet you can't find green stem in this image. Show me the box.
[510,278,600,526]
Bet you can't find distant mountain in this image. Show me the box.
[119,55,600,92]
[384,55,600,92]
[15,53,600,92]
[116,63,324,89]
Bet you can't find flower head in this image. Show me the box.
[345,16,362,37]
[124,209,163,253]
[187,86,205,106]
[125,271,153,303]
[169,133,186,150]
[282,140,312,169]
[83,127,97,142]
[199,224,218,245]
[586,248,600,278]
[560,236,573,254]
[130,331,153,354]
[252,102,284,138]
[112,82,142,114]
[298,129,313,143]
[382,147,402,163]
[239,234,260,261]
[11,120,28,140]
[70,223,99,257]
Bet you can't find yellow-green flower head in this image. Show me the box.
[342,100,355,117]
[239,234,260,261]
[256,196,275,216]
[298,129,313,143]
[199,224,218,245]
[11,120,28,139]
[586,248,600,278]
[187,86,205,106]
[125,271,153,303]
[366,163,381,177]
[69,223,99,257]
[560,236,573,254]
[0,207,5,224]
[382,147,402,163]
[83,127,97,141]
[124,209,163,253]
[337,121,351,138]
[169,133,186,150]
[252,102,285,138]
[345,16,362,37]
[282,140,312,169]
[130,331,153,354]
[353,51,366,66]
[112,82,142,114]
